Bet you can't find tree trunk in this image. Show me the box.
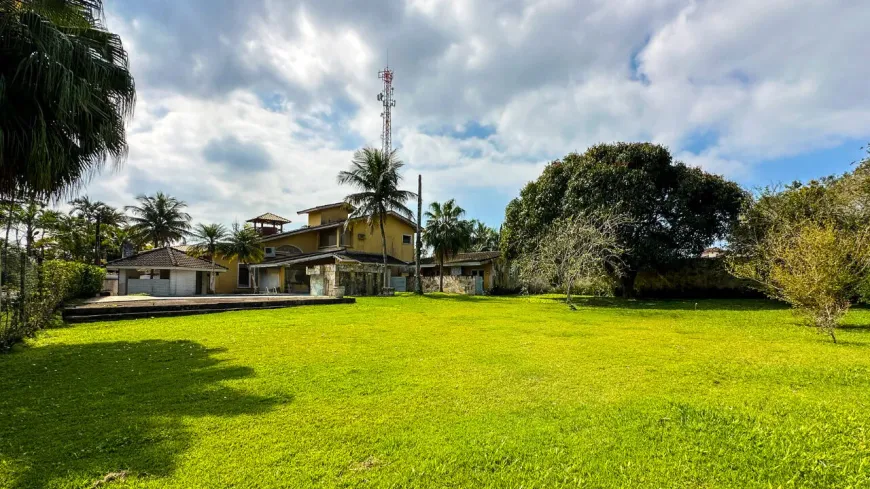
[18,248,26,328]
[93,214,102,265]
[439,254,444,292]
[2,203,14,331]
[210,254,216,295]
[620,270,638,299]
[565,276,574,308]
[379,217,389,291]
[415,175,423,295]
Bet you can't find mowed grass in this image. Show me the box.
[2,296,870,488]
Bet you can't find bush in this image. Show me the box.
[634,257,763,299]
[1,260,105,351]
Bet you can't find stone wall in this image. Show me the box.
[307,263,387,296]
[408,276,477,295]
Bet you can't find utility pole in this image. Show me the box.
[415,174,423,294]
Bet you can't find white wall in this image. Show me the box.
[128,278,170,296]
[260,269,280,290]
[118,269,127,295]
[170,270,197,296]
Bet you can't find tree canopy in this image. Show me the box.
[0,0,136,199]
[502,142,747,296]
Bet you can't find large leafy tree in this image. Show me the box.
[502,143,747,297]
[423,199,472,292]
[219,223,263,291]
[126,192,191,248]
[0,0,136,199]
[338,148,416,290]
[189,223,228,294]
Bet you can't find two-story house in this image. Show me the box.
[212,203,417,295]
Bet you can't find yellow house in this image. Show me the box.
[213,203,417,295]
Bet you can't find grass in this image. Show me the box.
[1,295,870,488]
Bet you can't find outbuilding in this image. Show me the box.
[106,247,228,296]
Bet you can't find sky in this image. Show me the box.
[79,0,870,230]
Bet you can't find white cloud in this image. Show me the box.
[84,0,870,226]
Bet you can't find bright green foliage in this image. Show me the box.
[2,296,870,487]
[125,192,191,248]
[0,0,136,198]
[502,143,747,296]
[423,199,472,292]
[0,259,103,349]
[338,147,416,289]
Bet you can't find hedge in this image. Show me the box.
[1,260,105,351]
[634,257,763,299]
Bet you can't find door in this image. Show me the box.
[195,271,203,295]
[390,276,407,292]
[474,276,484,295]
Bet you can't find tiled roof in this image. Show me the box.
[420,251,501,265]
[247,212,292,224]
[106,247,228,271]
[297,202,352,214]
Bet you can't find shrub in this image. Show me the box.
[728,222,870,342]
[1,260,105,351]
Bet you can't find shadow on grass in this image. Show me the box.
[418,293,493,303]
[0,340,282,488]
[553,296,790,311]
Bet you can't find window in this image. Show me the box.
[402,234,412,245]
[340,230,352,247]
[319,229,337,248]
[159,269,170,280]
[238,264,250,288]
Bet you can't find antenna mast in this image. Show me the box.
[377,66,395,155]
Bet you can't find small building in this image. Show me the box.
[418,251,505,294]
[106,247,228,296]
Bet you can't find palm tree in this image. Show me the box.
[125,192,191,248]
[189,223,228,294]
[69,197,125,264]
[470,220,499,252]
[337,148,416,291]
[0,0,136,199]
[219,223,263,292]
[424,199,472,292]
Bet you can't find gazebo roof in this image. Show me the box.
[247,212,292,225]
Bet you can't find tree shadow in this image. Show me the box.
[0,340,283,488]
[418,293,493,302]
[558,296,790,311]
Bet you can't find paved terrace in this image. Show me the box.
[64,294,355,322]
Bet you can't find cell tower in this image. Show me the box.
[377,66,395,155]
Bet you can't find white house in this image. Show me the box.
[106,247,228,296]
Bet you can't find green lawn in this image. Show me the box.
[2,295,870,488]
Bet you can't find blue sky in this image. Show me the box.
[82,0,870,229]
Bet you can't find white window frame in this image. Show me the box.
[237,263,251,288]
[402,234,413,245]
